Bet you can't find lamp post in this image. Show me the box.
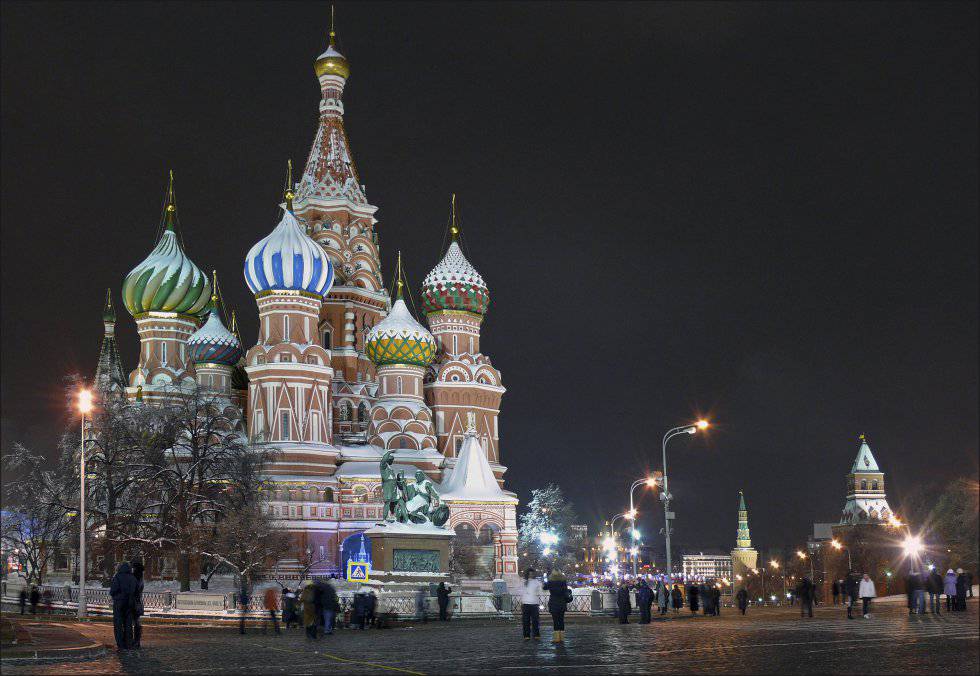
[627,477,656,576]
[831,539,852,570]
[77,388,94,619]
[660,420,709,583]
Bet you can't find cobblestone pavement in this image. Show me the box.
[4,601,977,674]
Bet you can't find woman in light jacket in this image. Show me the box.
[520,568,543,640]
[944,569,958,611]
[858,573,876,618]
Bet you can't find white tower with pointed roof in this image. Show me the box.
[839,436,894,525]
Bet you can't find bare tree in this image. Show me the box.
[1,444,77,585]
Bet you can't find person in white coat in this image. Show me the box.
[520,568,544,640]
[859,573,877,618]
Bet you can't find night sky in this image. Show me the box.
[2,2,977,554]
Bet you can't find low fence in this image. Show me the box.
[1,579,627,619]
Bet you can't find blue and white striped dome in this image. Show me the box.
[243,207,334,298]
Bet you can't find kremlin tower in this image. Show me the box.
[120,174,212,404]
[730,490,758,578]
[838,436,893,525]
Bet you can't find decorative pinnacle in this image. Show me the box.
[450,193,458,242]
[395,251,404,299]
[102,288,116,323]
[211,270,220,304]
[284,159,295,212]
[858,433,866,442]
[329,4,336,45]
[163,170,177,231]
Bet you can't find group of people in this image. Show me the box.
[17,586,52,615]
[109,559,145,650]
[519,568,572,643]
[904,568,972,615]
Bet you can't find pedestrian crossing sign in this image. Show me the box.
[347,561,370,582]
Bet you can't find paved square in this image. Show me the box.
[4,601,977,674]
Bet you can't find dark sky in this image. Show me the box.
[2,2,977,554]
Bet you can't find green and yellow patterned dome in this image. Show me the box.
[121,178,211,318]
[364,287,436,368]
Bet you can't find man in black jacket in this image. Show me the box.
[109,562,137,650]
[437,582,452,621]
[796,577,815,618]
[926,568,943,615]
[844,571,860,619]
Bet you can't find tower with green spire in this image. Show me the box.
[730,490,759,578]
[94,289,127,395]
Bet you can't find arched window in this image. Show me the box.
[357,402,370,423]
[322,330,332,349]
[283,315,290,341]
[398,437,408,449]
[454,523,477,543]
[339,402,352,421]
[478,523,499,545]
[280,410,291,440]
[396,376,403,394]
[860,480,867,490]
[871,480,878,491]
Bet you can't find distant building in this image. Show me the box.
[730,490,759,577]
[682,552,733,581]
[838,436,894,525]
[569,524,588,540]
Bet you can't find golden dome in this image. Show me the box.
[315,33,350,79]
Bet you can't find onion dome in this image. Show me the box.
[243,170,334,298]
[365,262,436,367]
[421,214,489,315]
[314,19,350,79]
[121,174,212,318]
[187,311,243,365]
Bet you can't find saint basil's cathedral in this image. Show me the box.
[95,25,519,586]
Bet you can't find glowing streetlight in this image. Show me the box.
[796,551,806,559]
[76,388,94,619]
[770,560,780,569]
[659,419,711,583]
[902,534,923,557]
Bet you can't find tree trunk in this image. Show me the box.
[179,550,191,591]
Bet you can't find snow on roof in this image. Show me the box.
[334,461,416,478]
[850,441,880,473]
[438,432,517,504]
[364,520,451,537]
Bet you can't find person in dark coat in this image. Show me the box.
[968,571,974,599]
[736,588,748,615]
[543,570,571,642]
[238,584,250,635]
[926,569,943,614]
[322,579,340,634]
[711,585,722,616]
[109,562,137,650]
[635,579,653,624]
[831,579,841,605]
[18,588,28,614]
[796,577,815,618]
[282,587,297,628]
[352,588,369,629]
[687,583,699,614]
[955,569,968,611]
[700,583,710,615]
[130,559,145,648]
[844,570,860,619]
[437,582,452,621]
[671,584,683,613]
[29,586,40,615]
[616,581,632,623]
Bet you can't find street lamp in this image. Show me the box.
[831,539,852,570]
[660,420,709,583]
[627,477,657,576]
[77,388,94,619]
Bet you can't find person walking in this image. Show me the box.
[687,583,699,615]
[711,585,722,616]
[656,580,669,615]
[635,579,653,624]
[282,587,297,628]
[671,584,683,613]
[944,569,958,611]
[29,585,40,615]
[616,581,632,624]
[955,569,968,611]
[909,570,926,615]
[736,588,748,615]
[415,586,427,622]
[352,587,368,629]
[437,581,452,621]
[520,568,543,640]
[543,570,571,643]
[845,570,860,619]
[700,583,710,615]
[796,577,814,618]
[130,559,145,649]
[18,587,28,614]
[859,573,876,619]
[263,586,280,635]
[926,569,943,615]
[831,579,840,606]
[322,578,340,634]
[109,562,137,650]
[301,581,317,640]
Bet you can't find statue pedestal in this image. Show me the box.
[364,521,453,586]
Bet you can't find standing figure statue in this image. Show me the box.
[380,451,400,521]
